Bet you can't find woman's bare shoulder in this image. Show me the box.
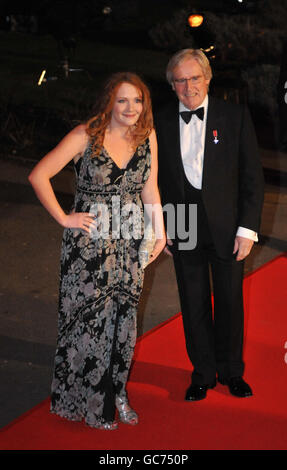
[65,124,89,152]
[149,128,156,139]
[70,123,88,139]
[149,128,158,149]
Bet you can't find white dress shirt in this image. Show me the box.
[179,96,258,242]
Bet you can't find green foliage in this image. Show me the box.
[149,9,196,51]
[242,64,280,118]
[149,0,286,118]
[150,1,286,65]
[203,11,284,64]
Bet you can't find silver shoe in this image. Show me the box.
[115,395,138,425]
[98,421,118,430]
[89,420,118,430]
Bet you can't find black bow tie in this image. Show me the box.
[180,107,204,123]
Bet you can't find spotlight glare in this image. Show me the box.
[102,6,112,15]
[188,15,203,28]
[202,45,215,52]
[38,70,46,86]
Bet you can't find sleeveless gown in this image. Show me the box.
[50,139,151,427]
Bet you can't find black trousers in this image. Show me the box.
[173,180,245,385]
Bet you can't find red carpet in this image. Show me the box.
[1,255,287,450]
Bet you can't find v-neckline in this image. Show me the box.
[102,146,136,171]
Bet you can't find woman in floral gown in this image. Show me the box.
[28,72,166,430]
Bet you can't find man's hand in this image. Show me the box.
[233,236,254,261]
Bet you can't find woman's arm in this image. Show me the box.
[141,129,166,264]
[28,124,95,233]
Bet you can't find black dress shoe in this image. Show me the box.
[218,377,253,397]
[185,379,216,401]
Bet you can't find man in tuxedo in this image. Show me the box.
[155,49,264,401]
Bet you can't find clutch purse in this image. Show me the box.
[138,222,156,269]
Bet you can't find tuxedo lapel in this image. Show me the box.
[202,96,225,190]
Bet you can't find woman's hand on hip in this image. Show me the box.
[62,211,96,233]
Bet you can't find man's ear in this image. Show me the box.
[171,81,175,91]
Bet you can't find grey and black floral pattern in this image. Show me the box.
[50,140,151,427]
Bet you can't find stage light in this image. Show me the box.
[202,45,215,53]
[38,70,46,86]
[102,6,112,15]
[188,15,203,28]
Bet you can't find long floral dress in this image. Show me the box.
[50,139,151,427]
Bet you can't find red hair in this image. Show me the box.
[86,72,153,155]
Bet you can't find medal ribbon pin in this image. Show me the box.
[213,130,219,144]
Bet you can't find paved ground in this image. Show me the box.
[0,147,286,429]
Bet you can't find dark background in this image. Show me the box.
[1,0,287,161]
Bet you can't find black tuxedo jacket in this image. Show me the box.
[155,96,264,258]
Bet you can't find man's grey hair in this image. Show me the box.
[166,49,213,84]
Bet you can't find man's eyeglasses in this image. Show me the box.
[173,75,203,85]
